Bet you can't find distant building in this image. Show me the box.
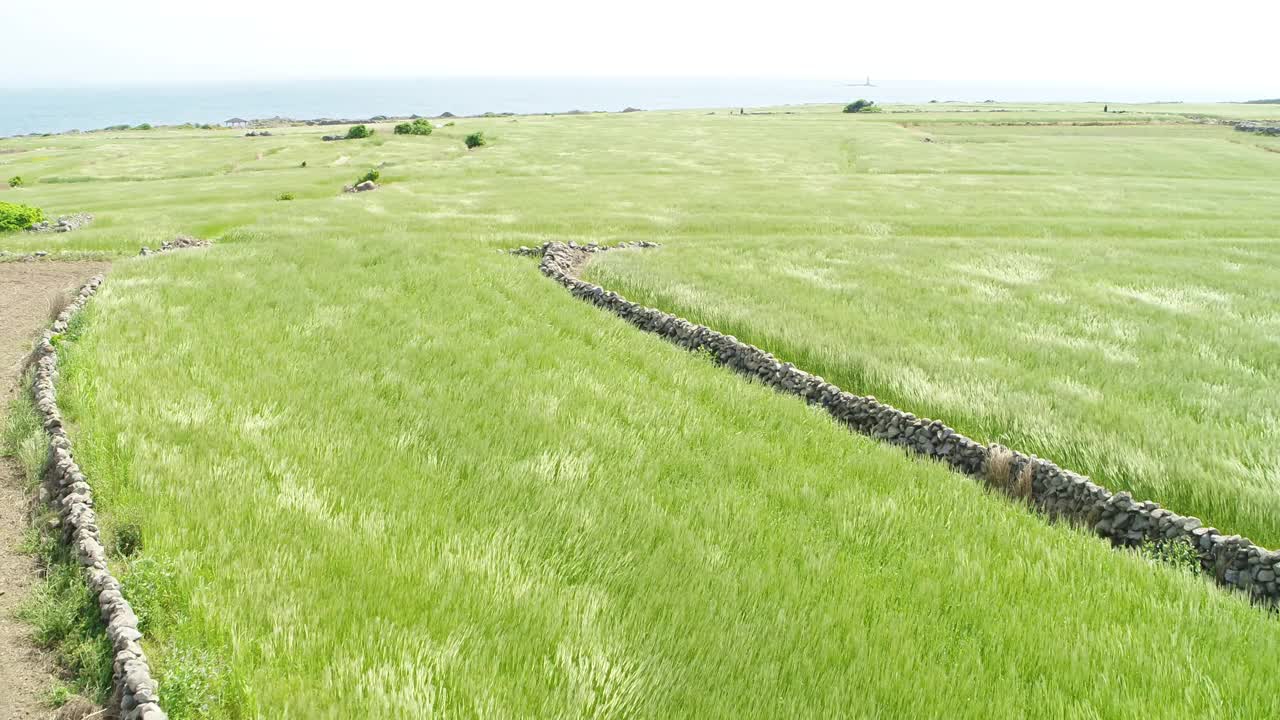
[225,117,248,128]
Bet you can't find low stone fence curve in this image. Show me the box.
[534,241,1280,606]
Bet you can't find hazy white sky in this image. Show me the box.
[4,0,1277,92]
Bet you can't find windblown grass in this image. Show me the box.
[589,125,1280,545]
[3,103,1280,717]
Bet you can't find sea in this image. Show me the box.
[0,76,1268,138]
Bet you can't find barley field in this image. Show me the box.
[3,102,1280,718]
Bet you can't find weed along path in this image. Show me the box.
[0,261,109,720]
[530,242,1280,608]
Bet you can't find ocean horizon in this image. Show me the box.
[2,76,1272,138]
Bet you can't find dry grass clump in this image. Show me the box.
[985,445,1034,502]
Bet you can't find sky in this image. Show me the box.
[4,0,1278,94]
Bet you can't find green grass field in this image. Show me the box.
[3,102,1280,718]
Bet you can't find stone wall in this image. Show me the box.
[30,277,168,720]
[1235,122,1280,137]
[535,241,1280,606]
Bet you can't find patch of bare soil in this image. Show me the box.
[0,261,109,720]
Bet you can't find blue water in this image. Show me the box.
[0,76,1267,137]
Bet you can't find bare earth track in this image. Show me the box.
[0,261,109,720]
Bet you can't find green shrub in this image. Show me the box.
[134,123,153,130]
[444,121,455,127]
[159,644,245,718]
[8,175,23,188]
[122,556,184,633]
[20,559,113,700]
[1139,537,1201,575]
[47,684,73,707]
[464,132,486,149]
[843,99,879,113]
[345,124,373,140]
[356,169,380,185]
[110,519,144,558]
[394,118,434,136]
[0,201,45,232]
[276,192,296,201]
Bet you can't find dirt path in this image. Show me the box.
[0,261,109,720]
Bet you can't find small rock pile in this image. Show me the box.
[245,130,273,137]
[32,277,168,720]
[27,213,94,233]
[536,241,1280,606]
[138,235,212,256]
[343,180,377,193]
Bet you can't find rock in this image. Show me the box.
[354,180,377,192]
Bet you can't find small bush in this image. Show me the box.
[20,560,113,699]
[394,118,434,136]
[134,123,153,130]
[47,683,73,707]
[464,132,487,149]
[345,124,373,140]
[160,644,245,718]
[122,556,185,634]
[0,201,45,232]
[356,169,380,185]
[300,161,307,168]
[1139,537,1201,575]
[8,175,23,187]
[843,99,879,114]
[276,192,295,201]
[111,520,144,558]
[445,121,455,127]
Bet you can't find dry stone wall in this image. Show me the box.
[27,213,94,234]
[31,277,168,720]
[535,241,1280,606]
[1235,122,1280,137]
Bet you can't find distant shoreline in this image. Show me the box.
[2,106,657,139]
[5,77,1275,138]
[7,100,1280,141]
